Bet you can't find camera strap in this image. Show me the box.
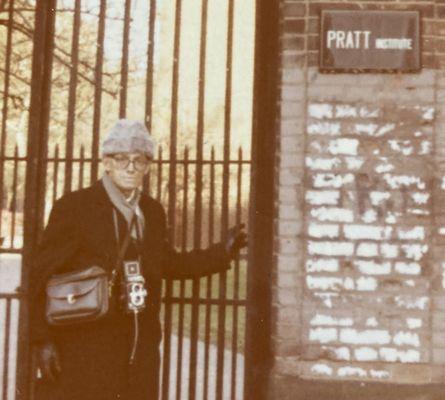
[112,208,145,365]
[109,208,134,297]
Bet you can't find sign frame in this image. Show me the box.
[319,10,421,73]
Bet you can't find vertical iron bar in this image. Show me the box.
[64,0,82,194]
[176,147,189,400]
[216,1,235,398]
[119,0,131,118]
[19,0,58,397]
[145,0,157,131]
[2,299,11,400]
[0,0,14,238]
[203,147,216,400]
[10,145,19,248]
[189,1,209,398]
[244,1,280,399]
[162,0,182,398]
[52,145,60,203]
[156,147,162,202]
[231,147,243,399]
[79,146,85,189]
[90,0,107,182]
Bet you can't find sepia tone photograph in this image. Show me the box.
[0,0,445,399]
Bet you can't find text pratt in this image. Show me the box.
[327,31,413,50]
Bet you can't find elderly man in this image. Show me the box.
[29,120,246,400]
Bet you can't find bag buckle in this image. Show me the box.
[67,294,76,304]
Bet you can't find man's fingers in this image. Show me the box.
[42,361,55,382]
[53,353,62,375]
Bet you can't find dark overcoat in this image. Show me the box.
[29,180,230,400]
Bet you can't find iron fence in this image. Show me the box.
[0,0,256,399]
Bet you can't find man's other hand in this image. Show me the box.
[36,341,61,382]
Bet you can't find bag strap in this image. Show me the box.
[109,209,135,291]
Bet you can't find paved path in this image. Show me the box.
[164,334,244,400]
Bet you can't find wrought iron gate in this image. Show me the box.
[0,0,258,399]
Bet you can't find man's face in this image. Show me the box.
[103,152,150,193]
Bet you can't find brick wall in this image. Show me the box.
[270,0,445,398]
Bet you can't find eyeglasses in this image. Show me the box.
[110,155,150,171]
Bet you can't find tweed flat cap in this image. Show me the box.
[102,119,155,158]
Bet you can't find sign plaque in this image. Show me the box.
[320,10,420,72]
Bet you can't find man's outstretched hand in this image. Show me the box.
[225,224,247,259]
[36,341,61,382]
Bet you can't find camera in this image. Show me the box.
[121,261,148,314]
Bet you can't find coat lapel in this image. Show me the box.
[89,181,120,264]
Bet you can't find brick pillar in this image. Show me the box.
[269,1,445,399]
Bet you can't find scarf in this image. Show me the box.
[101,173,145,240]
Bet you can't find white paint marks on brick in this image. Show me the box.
[375,163,394,174]
[311,207,354,223]
[415,106,435,121]
[344,225,392,240]
[340,329,391,345]
[310,314,353,327]
[306,190,340,206]
[306,157,341,170]
[370,191,391,206]
[311,363,333,376]
[306,258,339,273]
[332,347,351,361]
[313,292,339,308]
[380,244,399,258]
[362,210,378,223]
[355,347,378,361]
[379,348,420,363]
[394,262,421,275]
[308,241,355,257]
[388,140,413,156]
[439,227,445,236]
[308,224,340,239]
[308,122,341,136]
[420,106,434,121]
[356,242,379,258]
[366,317,378,327]
[309,327,338,343]
[395,296,429,310]
[383,174,426,190]
[354,123,378,136]
[385,213,397,224]
[406,318,422,329]
[309,103,333,119]
[397,226,425,240]
[407,208,430,216]
[355,260,391,275]
[375,123,396,137]
[411,192,429,204]
[370,370,390,379]
[356,277,378,291]
[345,157,364,170]
[400,244,428,261]
[338,366,367,378]
[328,138,359,156]
[420,140,432,155]
[307,276,353,291]
[393,331,420,347]
[313,173,354,188]
[335,104,357,118]
[359,106,379,119]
